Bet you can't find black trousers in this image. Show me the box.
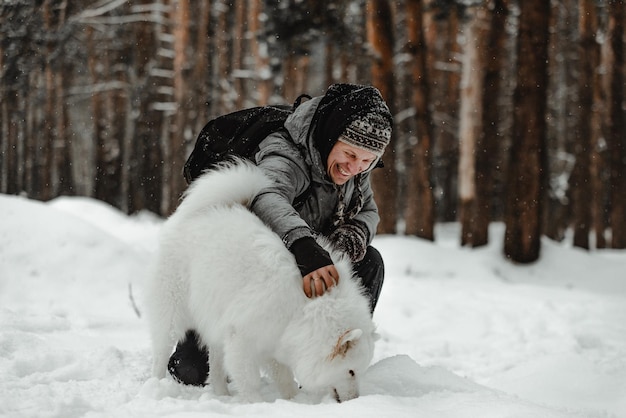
[167,245,385,385]
[353,245,385,313]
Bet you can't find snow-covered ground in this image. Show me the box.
[1,193,625,417]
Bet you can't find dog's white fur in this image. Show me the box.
[145,160,376,403]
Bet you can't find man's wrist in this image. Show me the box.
[289,237,333,277]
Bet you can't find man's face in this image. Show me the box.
[326,140,377,185]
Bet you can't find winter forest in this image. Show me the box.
[1,0,625,262]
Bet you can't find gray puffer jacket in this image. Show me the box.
[250,96,380,249]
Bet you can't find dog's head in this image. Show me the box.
[289,325,377,403]
[277,253,377,402]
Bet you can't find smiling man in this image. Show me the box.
[167,83,393,386]
[252,84,392,303]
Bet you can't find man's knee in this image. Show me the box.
[364,245,384,267]
[354,246,385,313]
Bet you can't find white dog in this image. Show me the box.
[145,160,377,403]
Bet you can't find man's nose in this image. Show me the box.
[355,161,367,174]
[347,162,360,175]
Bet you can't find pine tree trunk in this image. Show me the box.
[25,80,38,196]
[54,62,74,196]
[51,0,73,197]
[544,0,578,242]
[458,5,488,246]
[590,71,606,248]
[504,0,550,263]
[607,0,625,248]
[404,0,434,240]
[129,4,164,214]
[473,0,508,247]
[87,27,109,204]
[438,5,461,223]
[1,93,19,194]
[233,0,247,108]
[167,0,191,215]
[190,0,212,148]
[215,0,232,114]
[249,0,271,105]
[571,0,597,249]
[42,0,56,201]
[367,0,397,234]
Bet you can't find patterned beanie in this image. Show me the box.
[312,83,393,167]
[338,113,392,158]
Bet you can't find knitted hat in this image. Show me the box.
[338,113,392,158]
[312,84,393,167]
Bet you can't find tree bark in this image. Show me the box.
[544,0,578,242]
[504,0,550,263]
[54,56,74,197]
[41,0,57,200]
[249,0,271,105]
[233,0,247,108]
[166,0,191,215]
[607,0,625,248]
[404,0,434,240]
[129,2,164,214]
[437,4,461,223]
[473,0,507,247]
[367,0,397,234]
[215,0,233,114]
[87,26,111,205]
[1,89,19,195]
[571,0,598,249]
[458,5,488,246]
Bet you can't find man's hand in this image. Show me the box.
[328,221,368,262]
[289,236,340,297]
[302,264,340,298]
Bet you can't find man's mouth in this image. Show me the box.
[337,165,350,177]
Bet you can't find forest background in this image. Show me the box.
[1,0,625,263]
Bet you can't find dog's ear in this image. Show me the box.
[329,329,363,360]
[340,329,363,345]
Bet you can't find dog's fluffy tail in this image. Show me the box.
[177,158,272,215]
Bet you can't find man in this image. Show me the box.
[168,83,393,386]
